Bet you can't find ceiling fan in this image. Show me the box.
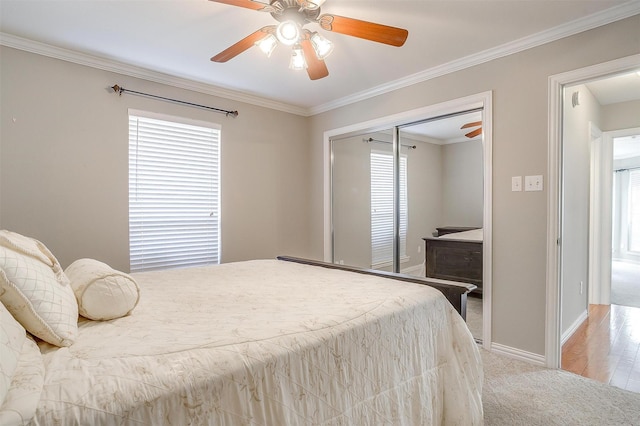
[461,121,482,138]
[209,0,409,80]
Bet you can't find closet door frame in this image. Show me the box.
[323,91,492,349]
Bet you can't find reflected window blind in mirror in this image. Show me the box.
[370,151,408,267]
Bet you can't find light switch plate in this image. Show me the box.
[511,176,522,192]
[525,175,543,191]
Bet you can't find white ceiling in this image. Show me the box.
[1,0,638,117]
[585,71,640,105]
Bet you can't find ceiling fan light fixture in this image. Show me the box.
[276,20,300,46]
[256,34,278,57]
[289,46,307,70]
[310,32,333,59]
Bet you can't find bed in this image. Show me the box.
[0,231,483,425]
[424,227,483,296]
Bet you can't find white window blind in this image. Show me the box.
[370,151,407,266]
[129,112,220,272]
[628,170,640,252]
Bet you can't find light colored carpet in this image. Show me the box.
[482,349,640,425]
[611,260,640,309]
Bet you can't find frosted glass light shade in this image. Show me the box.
[276,21,300,46]
[256,34,278,57]
[289,47,307,70]
[310,32,333,59]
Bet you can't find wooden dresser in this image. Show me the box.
[424,227,482,296]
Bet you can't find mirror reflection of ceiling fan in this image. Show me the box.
[209,0,409,80]
[461,121,482,138]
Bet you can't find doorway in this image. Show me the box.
[323,92,493,346]
[546,54,640,369]
[610,132,640,309]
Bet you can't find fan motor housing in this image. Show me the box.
[270,0,320,25]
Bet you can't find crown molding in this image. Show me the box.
[2,1,638,118]
[309,1,640,115]
[0,32,309,117]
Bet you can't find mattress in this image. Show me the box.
[31,259,483,425]
[438,228,483,242]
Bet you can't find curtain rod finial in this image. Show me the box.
[111,84,123,95]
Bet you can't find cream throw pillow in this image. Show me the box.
[65,258,140,321]
[0,230,78,347]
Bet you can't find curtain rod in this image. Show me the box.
[615,166,640,173]
[363,137,416,149]
[111,85,238,117]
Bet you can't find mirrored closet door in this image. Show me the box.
[331,110,484,275]
[331,109,486,340]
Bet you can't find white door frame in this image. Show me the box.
[588,122,612,306]
[546,54,640,368]
[323,91,493,349]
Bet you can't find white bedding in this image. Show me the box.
[438,228,483,242]
[31,259,483,425]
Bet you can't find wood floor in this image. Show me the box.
[562,304,640,393]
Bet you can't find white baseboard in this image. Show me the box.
[401,264,423,275]
[489,343,546,366]
[561,309,588,345]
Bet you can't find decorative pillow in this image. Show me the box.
[65,258,140,321]
[0,230,78,347]
[0,302,26,406]
[0,335,45,426]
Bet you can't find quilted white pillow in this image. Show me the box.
[0,230,78,347]
[0,302,26,406]
[65,258,140,321]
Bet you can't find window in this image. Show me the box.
[370,151,407,267]
[129,111,220,272]
[628,169,640,252]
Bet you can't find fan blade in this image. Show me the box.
[209,0,275,12]
[300,38,329,80]
[461,121,482,129]
[318,14,408,47]
[211,26,274,62]
[465,128,483,138]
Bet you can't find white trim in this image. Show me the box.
[546,54,640,369]
[561,309,588,345]
[372,256,411,270]
[400,264,423,275]
[482,94,494,351]
[309,2,640,115]
[324,91,493,349]
[588,122,603,304]
[2,1,637,117]
[0,32,308,117]
[588,123,614,306]
[490,343,547,367]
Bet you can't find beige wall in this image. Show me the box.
[331,133,375,268]
[1,15,638,358]
[331,132,442,272]
[309,15,640,356]
[602,100,640,131]
[441,139,483,227]
[0,47,311,271]
[561,84,601,336]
